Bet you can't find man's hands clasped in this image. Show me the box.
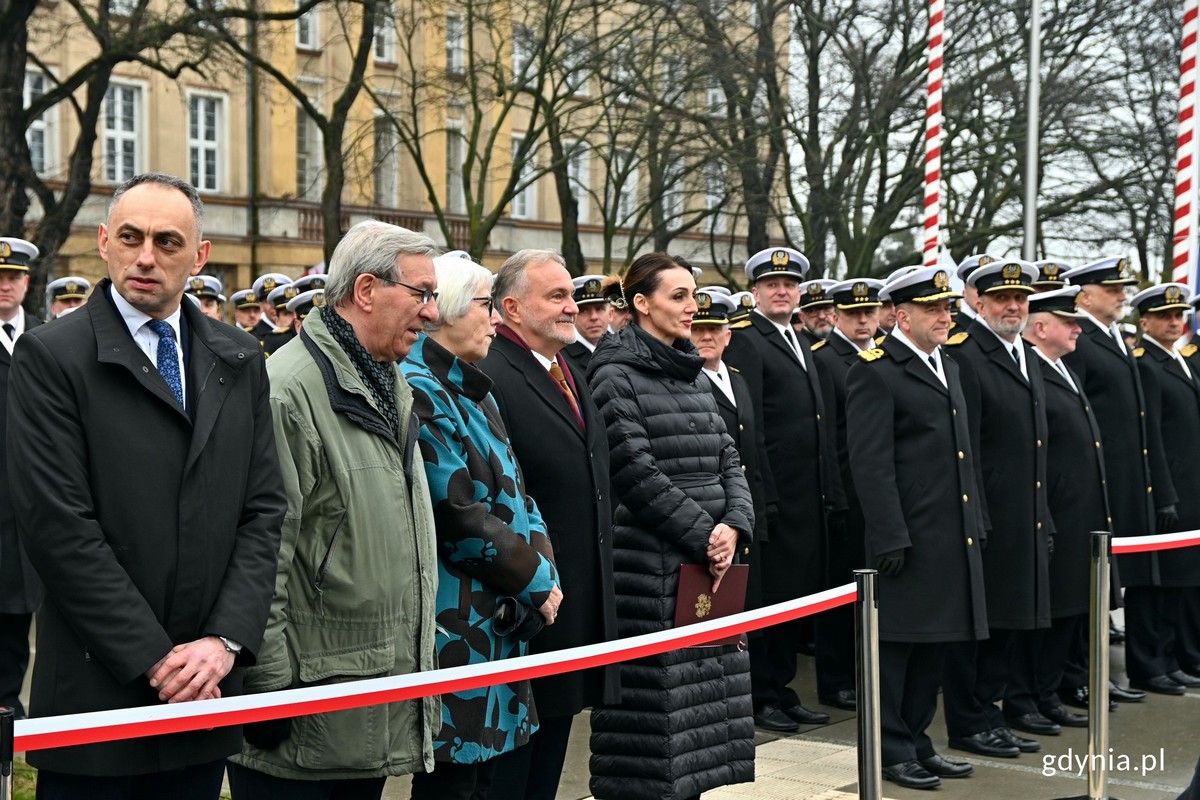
[146,636,236,703]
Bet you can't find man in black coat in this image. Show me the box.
[478,250,620,800]
[561,274,611,371]
[0,237,41,719]
[810,278,886,711]
[846,266,987,790]
[724,246,836,731]
[1021,287,1104,729]
[942,259,1053,755]
[7,173,286,798]
[797,278,836,348]
[1062,258,1176,697]
[1131,283,1200,689]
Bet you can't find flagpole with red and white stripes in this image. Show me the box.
[1173,0,1200,286]
[923,0,945,267]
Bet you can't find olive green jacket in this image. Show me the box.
[231,311,440,780]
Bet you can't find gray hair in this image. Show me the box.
[324,220,439,307]
[427,253,493,331]
[492,249,567,319]
[107,172,204,239]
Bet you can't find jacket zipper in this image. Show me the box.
[314,510,349,596]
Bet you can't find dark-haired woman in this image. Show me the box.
[586,253,755,800]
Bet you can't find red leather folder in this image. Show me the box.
[672,563,749,647]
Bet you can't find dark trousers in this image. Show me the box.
[814,604,855,700]
[37,760,225,800]
[750,619,802,710]
[227,763,387,799]
[1125,586,1178,681]
[879,641,944,766]
[942,629,1014,737]
[1173,587,1200,673]
[0,612,32,717]
[1004,615,1084,715]
[485,715,573,800]
[410,759,496,800]
[1061,613,1089,690]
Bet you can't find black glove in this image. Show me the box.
[1157,504,1179,535]
[875,548,905,577]
[827,509,848,542]
[244,718,292,750]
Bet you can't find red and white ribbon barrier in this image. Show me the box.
[12,584,857,754]
[1112,529,1200,554]
[1173,0,1199,285]
[923,0,945,267]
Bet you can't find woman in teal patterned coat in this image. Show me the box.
[402,253,562,799]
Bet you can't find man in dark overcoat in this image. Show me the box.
[846,266,988,790]
[7,173,286,798]
[561,274,611,371]
[1132,283,1200,689]
[724,246,837,730]
[1062,258,1176,698]
[810,277,886,711]
[479,250,620,800]
[0,236,41,718]
[942,259,1053,754]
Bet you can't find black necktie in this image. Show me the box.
[928,355,937,371]
[1011,344,1020,364]
[2,323,14,340]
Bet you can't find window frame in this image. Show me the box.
[186,90,226,194]
[102,79,147,185]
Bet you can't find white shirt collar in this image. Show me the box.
[1076,308,1111,335]
[529,348,555,372]
[890,323,947,386]
[976,315,1028,377]
[703,362,736,404]
[1143,335,1176,358]
[575,336,597,353]
[110,284,183,344]
[1032,346,1077,391]
[833,326,870,352]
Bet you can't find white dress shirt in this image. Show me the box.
[110,285,187,400]
[755,309,806,370]
[890,324,947,387]
[1033,347,1078,393]
[1144,335,1193,380]
[703,362,737,406]
[0,307,28,356]
[977,316,1028,381]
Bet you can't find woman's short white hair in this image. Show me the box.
[427,253,494,331]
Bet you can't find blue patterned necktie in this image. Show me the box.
[146,319,184,407]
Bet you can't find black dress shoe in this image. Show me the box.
[1110,622,1126,644]
[1007,712,1061,735]
[1168,670,1200,688]
[783,702,831,725]
[920,753,974,778]
[1061,684,1117,710]
[754,705,800,732]
[1109,681,1146,703]
[818,689,856,710]
[1130,675,1187,696]
[883,760,942,789]
[1042,705,1088,728]
[948,731,1020,758]
[993,726,1041,753]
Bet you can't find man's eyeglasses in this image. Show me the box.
[473,296,495,315]
[375,275,438,305]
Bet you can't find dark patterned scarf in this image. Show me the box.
[320,303,401,438]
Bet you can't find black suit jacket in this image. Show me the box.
[561,339,594,372]
[846,335,987,643]
[1136,340,1200,586]
[0,311,41,614]
[946,320,1052,630]
[725,312,841,600]
[1064,320,1163,586]
[7,280,286,774]
[478,332,620,718]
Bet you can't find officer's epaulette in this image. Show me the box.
[874,334,887,346]
[1133,346,1145,358]
[1182,343,1198,359]
[945,331,969,346]
[272,326,290,334]
[728,365,740,373]
[857,347,886,362]
[810,339,827,352]
[730,319,752,329]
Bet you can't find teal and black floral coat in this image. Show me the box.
[402,334,559,764]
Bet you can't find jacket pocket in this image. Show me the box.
[314,510,349,595]
[292,640,394,771]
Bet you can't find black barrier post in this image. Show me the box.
[854,569,881,800]
[1055,531,1118,800]
[1,706,13,800]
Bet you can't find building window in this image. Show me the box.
[188,95,223,193]
[705,161,726,233]
[661,155,685,224]
[512,24,534,81]
[296,2,319,49]
[446,14,465,75]
[511,136,536,220]
[374,1,396,62]
[566,141,589,224]
[109,0,136,17]
[563,37,589,96]
[103,83,141,184]
[374,116,398,207]
[447,126,465,213]
[296,106,323,201]
[706,79,726,117]
[613,149,638,227]
[613,45,634,105]
[24,72,54,177]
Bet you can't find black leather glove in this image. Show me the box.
[875,548,905,576]
[827,509,848,542]
[244,717,292,750]
[1157,504,1179,535]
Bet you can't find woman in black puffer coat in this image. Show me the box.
[586,252,756,800]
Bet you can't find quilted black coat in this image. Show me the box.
[586,324,755,800]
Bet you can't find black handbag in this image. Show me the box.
[492,596,545,641]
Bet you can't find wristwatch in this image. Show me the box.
[218,636,243,655]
